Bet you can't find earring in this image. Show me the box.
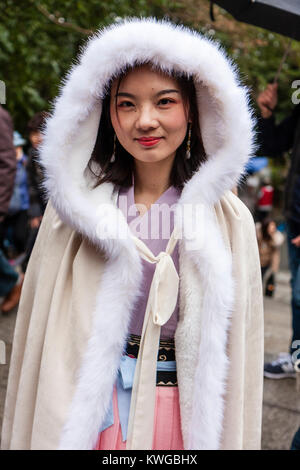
[110,133,116,163]
[185,123,192,160]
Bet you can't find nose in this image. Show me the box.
[135,104,159,131]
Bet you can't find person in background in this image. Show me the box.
[22,111,49,272]
[256,217,284,298]
[1,131,30,259]
[0,105,16,227]
[257,83,300,379]
[26,111,48,222]
[257,83,300,450]
[0,105,24,313]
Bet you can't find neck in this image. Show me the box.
[133,154,175,198]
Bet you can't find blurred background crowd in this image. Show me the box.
[0,109,48,310]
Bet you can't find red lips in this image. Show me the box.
[137,137,162,147]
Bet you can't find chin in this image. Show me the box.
[134,154,171,164]
[134,148,176,162]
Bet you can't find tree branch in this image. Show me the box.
[35,3,94,35]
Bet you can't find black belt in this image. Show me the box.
[125,333,177,386]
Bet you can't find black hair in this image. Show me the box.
[261,216,275,242]
[27,111,50,134]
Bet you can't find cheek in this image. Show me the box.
[164,108,188,133]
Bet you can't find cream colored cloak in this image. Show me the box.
[1,18,264,450]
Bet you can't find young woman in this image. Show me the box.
[1,18,264,450]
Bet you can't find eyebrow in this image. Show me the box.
[115,89,180,98]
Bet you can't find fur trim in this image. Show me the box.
[39,18,255,449]
[175,201,234,449]
[58,249,144,450]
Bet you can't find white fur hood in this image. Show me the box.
[39,16,255,259]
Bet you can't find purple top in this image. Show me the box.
[117,175,182,339]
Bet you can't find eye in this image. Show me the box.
[158,98,175,106]
[118,100,134,108]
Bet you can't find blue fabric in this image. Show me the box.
[99,354,176,442]
[245,156,268,175]
[0,248,19,297]
[8,155,30,214]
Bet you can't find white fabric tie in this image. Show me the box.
[126,227,179,450]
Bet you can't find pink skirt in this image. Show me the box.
[94,383,184,450]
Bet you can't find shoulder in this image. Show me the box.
[0,107,14,143]
[215,190,259,255]
[0,105,13,126]
[219,189,256,229]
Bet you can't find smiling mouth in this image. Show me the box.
[136,137,162,147]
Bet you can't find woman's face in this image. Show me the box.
[29,131,43,149]
[110,64,190,164]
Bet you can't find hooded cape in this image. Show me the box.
[1,17,264,450]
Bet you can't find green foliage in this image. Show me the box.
[227,31,299,123]
[0,0,180,135]
[184,3,300,123]
[1,0,299,143]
